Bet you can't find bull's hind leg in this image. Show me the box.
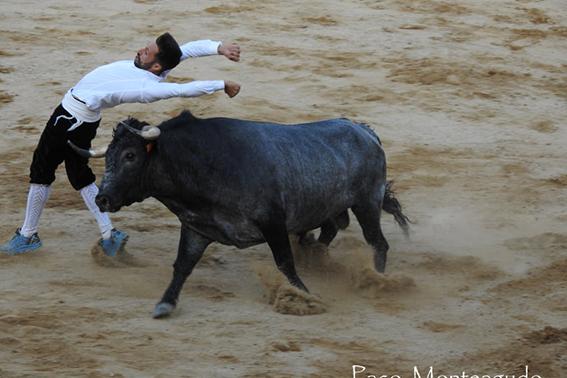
[297,219,336,247]
[298,210,350,247]
[351,193,390,273]
[318,211,350,246]
[154,226,212,319]
[262,224,309,292]
[317,220,339,246]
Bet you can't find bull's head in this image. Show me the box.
[68,118,160,212]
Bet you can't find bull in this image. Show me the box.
[69,111,409,318]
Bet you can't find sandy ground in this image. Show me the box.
[1,0,566,377]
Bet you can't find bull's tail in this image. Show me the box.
[382,181,410,237]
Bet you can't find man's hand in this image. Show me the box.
[224,80,241,98]
[218,43,241,62]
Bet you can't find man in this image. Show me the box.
[0,32,241,256]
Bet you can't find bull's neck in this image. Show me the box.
[142,146,179,200]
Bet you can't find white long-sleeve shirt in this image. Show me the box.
[61,40,225,130]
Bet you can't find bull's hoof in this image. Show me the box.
[374,254,387,273]
[374,263,386,274]
[152,302,175,319]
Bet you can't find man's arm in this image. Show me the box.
[180,40,241,62]
[125,80,240,104]
[140,81,224,103]
[180,40,221,60]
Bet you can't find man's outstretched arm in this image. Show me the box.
[130,80,241,104]
[180,40,241,62]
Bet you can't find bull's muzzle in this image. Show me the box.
[95,194,113,213]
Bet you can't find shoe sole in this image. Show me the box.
[101,235,129,257]
[0,243,42,255]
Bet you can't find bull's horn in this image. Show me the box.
[67,140,107,158]
[120,121,161,140]
[140,125,161,140]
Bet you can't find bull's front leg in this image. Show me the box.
[261,223,309,293]
[153,225,212,319]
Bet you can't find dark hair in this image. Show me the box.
[155,32,182,72]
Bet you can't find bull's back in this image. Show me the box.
[211,117,382,166]
[162,115,382,175]
[159,115,385,233]
[204,116,383,183]
[208,117,384,230]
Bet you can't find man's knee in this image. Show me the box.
[69,172,96,191]
[29,159,57,187]
[29,175,56,187]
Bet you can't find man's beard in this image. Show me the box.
[134,55,154,70]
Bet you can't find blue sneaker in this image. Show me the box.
[0,228,42,255]
[99,229,129,257]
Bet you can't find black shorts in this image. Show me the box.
[29,104,101,190]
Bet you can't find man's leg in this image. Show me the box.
[66,120,128,256]
[80,182,113,240]
[0,183,49,253]
[20,184,52,237]
[1,105,69,254]
[79,182,127,256]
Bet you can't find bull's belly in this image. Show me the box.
[169,198,354,249]
[180,209,348,249]
[286,210,349,235]
[284,194,354,234]
[181,215,265,249]
[159,198,266,248]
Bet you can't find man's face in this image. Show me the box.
[134,42,159,70]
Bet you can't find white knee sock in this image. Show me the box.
[80,183,113,240]
[21,184,52,237]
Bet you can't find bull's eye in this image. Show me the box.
[125,152,135,161]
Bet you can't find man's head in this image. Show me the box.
[134,32,182,74]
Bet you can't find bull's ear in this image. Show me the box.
[146,143,154,154]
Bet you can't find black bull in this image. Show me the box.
[80,111,409,318]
